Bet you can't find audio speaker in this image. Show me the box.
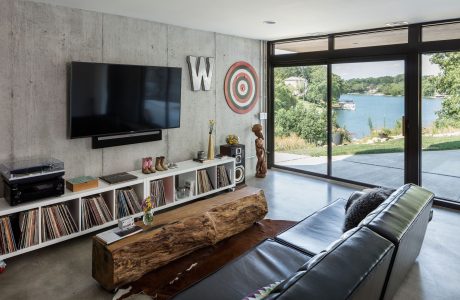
[220,144,245,185]
[92,130,162,149]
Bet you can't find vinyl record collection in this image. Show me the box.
[116,188,142,218]
[82,195,113,230]
[42,204,78,242]
[217,165,231,188]
[197,169,214,194]
[19,209,39,249]
[150,180,166,207]
[0,215,17,254]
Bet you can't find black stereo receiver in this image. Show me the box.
[4,176,65,206]
[1,157,65,206]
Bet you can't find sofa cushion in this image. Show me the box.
[360,184,434,300]
[275,198,347,255]
[343,187,395,232]
[344,191,365,211]
[267,227,395,300]
[172,239,311,300]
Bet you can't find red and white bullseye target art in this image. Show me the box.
[224,61,259,114]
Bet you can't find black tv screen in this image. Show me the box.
[69,62,182,138]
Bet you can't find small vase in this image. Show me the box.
[143,209,154,226]
[207,134,215,160]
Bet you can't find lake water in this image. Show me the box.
[336,94,443,138]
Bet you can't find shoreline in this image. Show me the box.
[343,93,445,99]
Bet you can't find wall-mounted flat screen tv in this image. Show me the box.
[69,62,182,138]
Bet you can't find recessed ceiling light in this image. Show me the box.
[263,20,276,25]
[385,21,409,27]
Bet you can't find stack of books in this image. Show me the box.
[116,188,142,218]
[150,180,166,207]
[82,195,113,230]
[0,216,17,254]
[217,165,231,188]
[197,170,213,194]
[42,204,78,242]
[18,209,39,249]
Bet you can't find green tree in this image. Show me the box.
[378,82,404,96]
[273,66,341,145]
[341,74,406,96]
[422,75,438,97]
[275,102,328,145]
[274,81,297,111]
[430,53,460,128]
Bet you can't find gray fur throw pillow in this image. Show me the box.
[343,187,395,232]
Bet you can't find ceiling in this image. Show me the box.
[29,0,460,40]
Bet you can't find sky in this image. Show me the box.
[332,55,441,79]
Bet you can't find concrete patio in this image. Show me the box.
[275,150,460,201]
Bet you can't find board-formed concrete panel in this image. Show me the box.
[166,25,216,162]
[102,14,168,66]
[2,0,262,183]
[100,14,169,174]
[11,1,104,178]
[0,0,13,162]
[215,34,262,176]
[0,0,14,195]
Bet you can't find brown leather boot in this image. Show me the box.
[148,157,156,173]
[160,156,168,170]
[155,157,164,171]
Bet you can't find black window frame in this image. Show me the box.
[267,18,460,210]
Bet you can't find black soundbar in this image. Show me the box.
[92,130,162,149]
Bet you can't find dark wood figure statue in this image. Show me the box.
[252,124,267,178]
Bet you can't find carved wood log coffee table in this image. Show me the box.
[92,187,268,290]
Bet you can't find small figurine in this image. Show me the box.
[251,124,267,178]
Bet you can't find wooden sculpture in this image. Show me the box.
[252,124,267,178]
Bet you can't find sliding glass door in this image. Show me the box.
[331,61,406,188]
[274,65,328,175]
[273,60,407,188]
[422,52,460,202]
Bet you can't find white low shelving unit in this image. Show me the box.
[0,157,236,260]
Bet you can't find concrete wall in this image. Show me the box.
[0,0,263,191]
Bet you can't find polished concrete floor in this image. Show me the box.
[0,170,459,299]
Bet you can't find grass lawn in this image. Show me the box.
[283,135,460,157]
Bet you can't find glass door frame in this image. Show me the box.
[271,62,331,177]
[267,19,460,209]
[269,56,409,188]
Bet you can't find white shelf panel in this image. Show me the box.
[0,220,119,260]
[79,220,118,235]
[0,157,236,260]
[129,157,234,181]
[174,196,195,204]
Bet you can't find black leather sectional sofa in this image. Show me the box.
[174,184,434,300]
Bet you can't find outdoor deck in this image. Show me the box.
[276,150,460,202]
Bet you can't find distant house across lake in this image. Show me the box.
[284,76,307,96]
